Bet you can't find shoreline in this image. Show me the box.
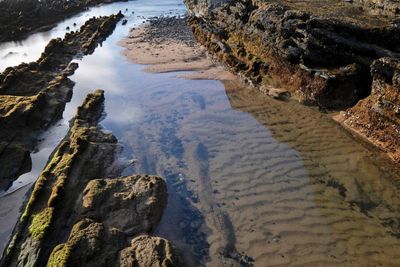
[119,16,236,81]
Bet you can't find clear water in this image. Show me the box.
[1,0,400,266]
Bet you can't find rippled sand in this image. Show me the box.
[119,76,400,266]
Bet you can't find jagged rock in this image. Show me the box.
[81,175,168,236]
[344,57,400,163]
[0,13,123,190]
[0,0,127,43]
[1,91,178,267]
[48,219,126,267]
[0,90,120,266]
[186,0,400,108]
[119,235,184,267]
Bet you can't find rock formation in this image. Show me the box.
[185,0,400,163]
[119,235,184,267]
[0,13,123,190]
[344,58,400,163]
[0,0,127,42]
[0,90,181,267]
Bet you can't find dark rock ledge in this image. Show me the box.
[0,90,183,267]
[0,13,123,191]
[184,0,400,163]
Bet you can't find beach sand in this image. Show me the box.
[119,17,235,81]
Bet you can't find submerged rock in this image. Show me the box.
[0,13,123,190]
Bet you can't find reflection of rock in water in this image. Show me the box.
[221,81,400,265]
[124,89,211,265]
[121,77,400,266]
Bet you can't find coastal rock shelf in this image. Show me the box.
[0,90,181,267]
[0,13,123,190]
[185,0,400,163]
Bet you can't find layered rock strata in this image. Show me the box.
[1,91,181,267]
[0,13,123,190]
[187,0,400,108]
[344,58,400,163]
[0,0,127,43]
[185,0,400,162]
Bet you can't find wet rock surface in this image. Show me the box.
[0,91,178,266]
[187,0,400,107]
[0,13,123,190]
[344,57,400,163]
[81,175,168,236]
[0,0,127,43]
[185,0,400,162]
[119,235,184,267]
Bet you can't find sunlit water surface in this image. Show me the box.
[1,0,400,266]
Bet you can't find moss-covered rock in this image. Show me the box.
[48,219,126,267]
[1,90,119,266]
[28,207,54,241]
[0,13,123,191]
[119,235,184,267]
[81,175,168,236]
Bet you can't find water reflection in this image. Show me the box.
[0,0,185,257]
[1,0,400,265]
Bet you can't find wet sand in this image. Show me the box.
[119,17,235,81]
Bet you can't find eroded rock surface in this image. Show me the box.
[1,90,119,266]
[119,235,184,267]
[48,219,126,267]
[0,91,178,266]
[187,0,400,107]
[81,175,167,236]
[344,58,400,163]
[0,13,123,190]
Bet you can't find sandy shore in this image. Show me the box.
[119,17,235,81]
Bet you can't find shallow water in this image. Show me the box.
[1,0,400,265]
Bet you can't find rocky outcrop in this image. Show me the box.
[0,91,178,266]
[344,58,400,163]
[0,0,127,43]
[0,13,123,190]
[187,0,400,108]
[186,0,400,162]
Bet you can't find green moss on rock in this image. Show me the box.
[29,207,54,241]
[48,244,71,267]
